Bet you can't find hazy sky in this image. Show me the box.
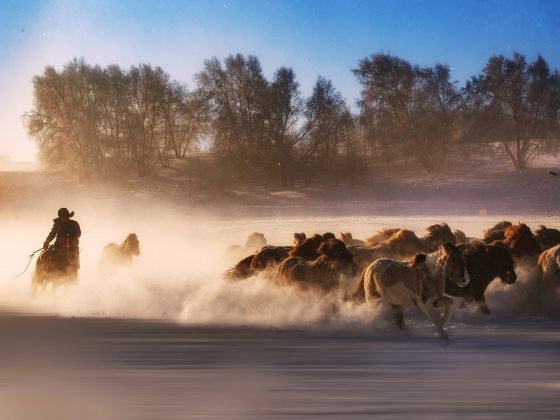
[1,0,559,161]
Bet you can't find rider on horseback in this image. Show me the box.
[43,208,81,273]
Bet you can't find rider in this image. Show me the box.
[43,208,81,273]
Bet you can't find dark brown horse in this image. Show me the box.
[445,244,517,314]
[250,245,291,272]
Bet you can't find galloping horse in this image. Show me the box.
[33,240,78,289]
[361,242,469,339]
[100,233,141,266]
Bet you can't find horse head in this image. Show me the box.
[123,233,140,256]
[438,242,469,287]
[318,239,358,278]
[488,245,517,285]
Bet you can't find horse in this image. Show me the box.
[340,232,366,247]
[32,245,78,290]
[223,254,256,282]
[365,227,401,247]
[452,229,469,244]
[482,221,512,243]
[100,233,140,266]
[535,225,560,251]
[349,229,425,270]
[445,244,517,314]
[361,242,469,339]
[250,245,291,272]
[275,239,358,294]
[293,232,307,246]
[288,234,329,260]
[421,223,456,252]
[224,232,267,263]
[538,244,560,314]
[492,223,541,261]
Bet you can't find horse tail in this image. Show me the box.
[342,269,368,304]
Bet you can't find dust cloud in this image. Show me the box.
[0,194,558,330]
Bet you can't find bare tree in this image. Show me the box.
[463,53,560,170]
[353,53,460,171]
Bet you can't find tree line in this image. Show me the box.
[25,52,560,187]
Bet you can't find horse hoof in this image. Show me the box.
[438,331,450,340]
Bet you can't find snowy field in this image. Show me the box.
[0,210,559,419]
[1,165,560,418]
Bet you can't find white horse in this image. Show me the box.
[362,242,469,339]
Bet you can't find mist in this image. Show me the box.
[0,188,556,331]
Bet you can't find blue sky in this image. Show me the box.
[1,0,560,160]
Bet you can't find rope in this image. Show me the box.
[13,248,44,278]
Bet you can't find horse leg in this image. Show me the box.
[417,298,449,340]
[390,304,407,332]
[440,297,461,325]
[474,295,491,315]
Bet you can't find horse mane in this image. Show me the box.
[423,223,456,245]
[367,229,424,258]
[496,223,541,258]
[386,229,423,251]
[535,225,560,250]
[484,221,512,235]
[483,229,506,243]
[365,227,400,247]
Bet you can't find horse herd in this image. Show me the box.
[224,222,560,338]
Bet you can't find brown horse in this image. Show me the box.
[421,223,456,252]
[223,254,257,281]
[293,232,307,246]
[482,221,512,243]
[365,228,401,247]
[492,223,541,260]
[100,233,141,266]
[453,229,469,244]
[289,234,328,260]
[33,246,78,289]
[349,229,425,270]
[535,225,560,251]
[362,242,469,339]
[275,239,358,293]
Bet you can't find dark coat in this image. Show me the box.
[45,217,81,248]
[445,243,516,314]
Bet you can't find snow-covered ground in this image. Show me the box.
[0,168,559,419]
